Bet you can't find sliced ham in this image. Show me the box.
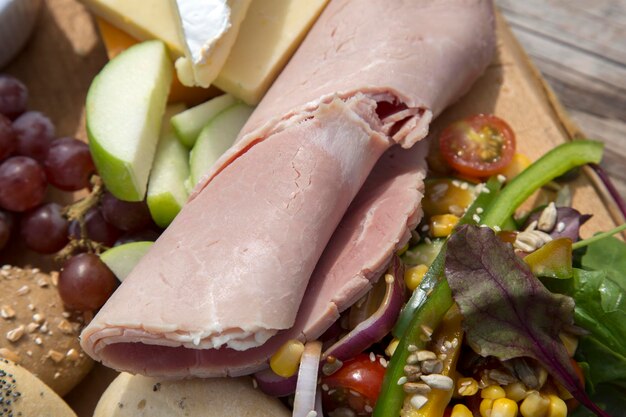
[81,0,495,377]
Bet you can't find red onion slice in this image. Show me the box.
[293,340,323,417]
[254,367,297,397]
[590,163,626,220]
[322,256,405,361]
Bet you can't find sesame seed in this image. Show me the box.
[424,237,432,245]
[420,325,433,337]
[322,384,329,391]
[421,374,454,390]
[493,225,501,232]
[364,405,373,413]
[32,313,45,324]
[369,352,376,362]
[6,326,24,343]
[472,214,481,223]
[379,357,388,368]
[410,394,428,410]
[556,222,565,232]
[385,274,394,284]
[16,285,30,296]
[397,376,408,385]
[476,207,484,214]
[497,174,507,183]
[34,337,43,346]
[481,186,491,194]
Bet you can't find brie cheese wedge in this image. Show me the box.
[172,0,252,88]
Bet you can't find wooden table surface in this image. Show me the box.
[498,0,626,201]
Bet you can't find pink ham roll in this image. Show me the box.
[81,0,495,377]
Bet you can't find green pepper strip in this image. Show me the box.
[374,140,604,417]
[481,140,604,228]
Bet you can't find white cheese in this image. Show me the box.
[172,0,252,88]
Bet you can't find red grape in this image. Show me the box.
[0,210,13,251]
[0,75,28,119]
[13,111,55,162]
[0,114,16,161]
[101,191,153,232]
[20,203,69,254]
[44,137,95,191]
[58,253,117,311]
[0,156,47,212]
[69,207,120,247]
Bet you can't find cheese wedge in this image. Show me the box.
[172,0,253,88]
[81,0,329,104]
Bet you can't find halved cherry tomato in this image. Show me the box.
[322,353,386,416]
[439,114,516,177]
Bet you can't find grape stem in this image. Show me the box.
[55,175,108,261]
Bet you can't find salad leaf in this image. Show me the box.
[581,236,626,291]
[569,384,626,417]
[446,225,610,417]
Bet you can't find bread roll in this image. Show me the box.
[94,373,290,417]
[0,266,93,396]
[0,358,77,417]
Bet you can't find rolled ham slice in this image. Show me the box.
[81,0,495,377]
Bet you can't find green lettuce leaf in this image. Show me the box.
[446,225,609,417]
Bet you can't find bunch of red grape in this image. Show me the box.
[0,75,161,311]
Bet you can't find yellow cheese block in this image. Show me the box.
[81,0,329,104]
[215,0,329,104]
[96,19,220,106]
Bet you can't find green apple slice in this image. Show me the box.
[189,103,254,188]
[101,241,154,282]
[171,93,237,148]
[147,104,189,228]
[87,40,173,202]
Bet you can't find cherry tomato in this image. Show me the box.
[439,114,516,177]
[321,353,386,416]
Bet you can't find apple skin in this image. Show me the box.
[189,103,254,188]
[100,241,154,281]
[87,40,172,202]
[171,94,237,148]
[147,105,189,228]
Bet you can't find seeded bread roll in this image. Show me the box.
[0,266,93,396]
[94,373,290,417]
[0,358,77,417]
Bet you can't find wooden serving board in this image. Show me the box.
[2,1,624,416]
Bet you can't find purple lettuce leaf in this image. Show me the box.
[524,206,591,241]
[446,225,611,417]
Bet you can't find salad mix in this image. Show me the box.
[267,115,625,417]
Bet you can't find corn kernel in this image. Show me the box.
[492,398,519,417]
[451,404,474,417]
[430,214,460,237]
[396,242,410,256]
[269,339,305,378]
[404,264,428,291]
[480,398,494,417]
[546,395,567,417]
[386,338,400,357]
[505,382,528,402]
[481,385,506,399]
[457,377,479,396]
[500,153,531,180]
[520,392,550,417]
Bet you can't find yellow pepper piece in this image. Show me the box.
[501,153,531,180]
[422,179,474,217]
[523,238,573,279]
[403,306,463,417]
